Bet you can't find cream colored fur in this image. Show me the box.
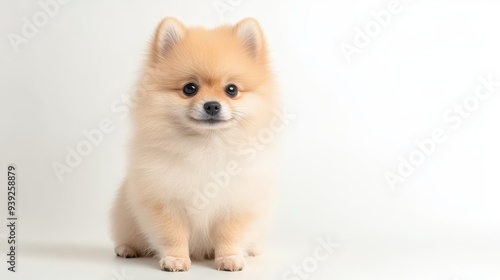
[110,17,278,272]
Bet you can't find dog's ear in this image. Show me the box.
[152,17,186,60]
[234,18,266,60]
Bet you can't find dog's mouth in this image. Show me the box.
[189,117,230,126]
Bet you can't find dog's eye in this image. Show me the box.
[183,83,198,96]
[225,84,238,98]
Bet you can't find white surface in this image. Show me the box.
[1,0,500,279]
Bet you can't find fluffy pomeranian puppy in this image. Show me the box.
[110,17,279,272]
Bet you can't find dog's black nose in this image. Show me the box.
[203,101,221,116]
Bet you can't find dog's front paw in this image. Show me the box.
[159,256,191,272]
[114,245,139,258]
[215,255,245,271]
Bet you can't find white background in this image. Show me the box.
[1,0,500,279]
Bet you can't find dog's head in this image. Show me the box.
[134,18,275,140]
